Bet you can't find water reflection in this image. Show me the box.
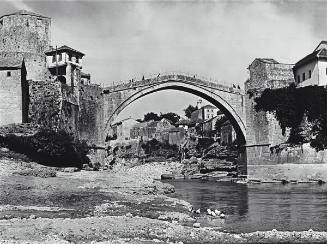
[165,180,327,233]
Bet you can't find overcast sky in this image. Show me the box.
[0,0,324,120]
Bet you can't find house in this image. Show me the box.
[0,58,28,126]
[190,104,219,122]
[220,120,237,146]
[176,119,194,130]
[168,127,186,146]
[293,41,327,87]
[130,118,174,142]
[112,118,139,142]
[45,45,85,86]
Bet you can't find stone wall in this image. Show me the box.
[28,80,62,129]
[29,79,79,136]
[248,143,327,181]
[0,12,51,81]
[0,13,51,55]
[245,59,294,166]
[0,68,26,126]
[79,84,104,145]
[0,52,49,81]
[28,80,105,146]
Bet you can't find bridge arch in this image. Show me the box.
[104,77,246,143]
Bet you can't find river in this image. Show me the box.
[164,179,327,233]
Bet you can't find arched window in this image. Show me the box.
[57,75,66,84]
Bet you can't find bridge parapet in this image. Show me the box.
[104,73,244,95]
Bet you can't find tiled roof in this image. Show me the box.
[294,49,322,69]
[257,58,279,64]
[45,45,85,56]
[0,10,50,19]
[201,104,216,109]
[147,121,159,127]
[0,56,23,68]
[176,119,193,125]
[81,72,90,78]
[294,41,327,69]
[314,41,327,51]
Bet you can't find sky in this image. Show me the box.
[0,0,325,121]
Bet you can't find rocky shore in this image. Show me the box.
[1,153,327,243]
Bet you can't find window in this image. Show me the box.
[309,70,312,78]
[326,68,327,75]
[7,71,11,77]
[68,55,72,61]
[302,73,305,81]
[297,75,300,83]
[58,53,62,62]
[76,57,79,64]
[52,54,56,63]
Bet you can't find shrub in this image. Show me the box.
[255,84,327,151]
[0,129,89,168]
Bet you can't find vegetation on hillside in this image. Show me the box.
[254,84,327,151]
[184,105,198,118]
[140,112,181,124]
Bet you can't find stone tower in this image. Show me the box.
[0,10,51,80]
[245,58,294,167]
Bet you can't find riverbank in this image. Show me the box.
[1,155,327,243]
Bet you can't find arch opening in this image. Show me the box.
[57,75,66,84]
[106,81,246,144]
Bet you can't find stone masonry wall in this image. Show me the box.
[245,59,294,166]
[0,69,23,125]
[0,13,51,81]
[0,13,51,55]
[0,52,49,81]
[28,80,62,130]
[79,84,104,145]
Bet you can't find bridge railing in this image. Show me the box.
[104,71,244,94]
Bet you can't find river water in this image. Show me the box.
[164,179,327,233]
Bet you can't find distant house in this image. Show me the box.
[168,127,186,146]
[190,104,219,122]
[220,120,237,146]
[130,118,173,141]
[176,119,194,130]
[112,118,139,141]
[293,41,327,87]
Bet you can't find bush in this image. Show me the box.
[255,84,327,151]
[196,138,215,152]
[0,129,89,168]
[141,139,179,158]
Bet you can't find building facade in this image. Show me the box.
[190,104,219,122]
[293,41,327,87]
[0,58,28,125]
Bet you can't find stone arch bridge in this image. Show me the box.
[102,73,246,143]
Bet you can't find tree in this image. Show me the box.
[160,112,180,124]
[184,105,198,119]
[254,84,327,151]
[143,112,160,122]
